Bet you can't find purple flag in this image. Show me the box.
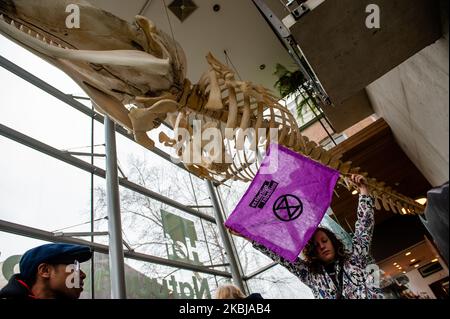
[225,143,340,262]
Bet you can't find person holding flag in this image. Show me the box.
[231,174,384,299]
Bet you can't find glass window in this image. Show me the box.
[231,236,276,275]
[114,130,213,210]
[320,133,347,150]
[92,252,224,299]
[246,264,314,299]
[93,186,226,271]
[0,33,256,299]
[217,181,278,274]
[217,180,248,218]
[0,66,91,151]
[0,136,93,233]
[0,35,88,97]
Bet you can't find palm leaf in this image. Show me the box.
[273,63,319,122]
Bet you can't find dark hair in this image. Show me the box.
[303,227,349,273]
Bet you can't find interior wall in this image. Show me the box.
[366,1,449,187]
[406,261,449,298]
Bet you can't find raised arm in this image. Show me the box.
[347,175,376,268]
[228,228,311,283]
[251,240,311,284]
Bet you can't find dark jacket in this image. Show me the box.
[0,274,36,299]
[245,293,264,300]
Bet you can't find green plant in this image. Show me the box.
[273,63,320,122]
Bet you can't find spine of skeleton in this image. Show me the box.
[174,53,424,215]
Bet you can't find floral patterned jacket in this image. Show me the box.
[253,195,384,299]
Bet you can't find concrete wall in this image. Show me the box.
[291,0,442,105]
[366,2,449,187]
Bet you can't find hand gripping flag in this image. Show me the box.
[225,143,340,262]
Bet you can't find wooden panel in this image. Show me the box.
[329,118,431,232]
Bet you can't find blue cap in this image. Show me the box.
[19,243,92,282]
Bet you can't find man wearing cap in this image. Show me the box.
[0,243,92,299]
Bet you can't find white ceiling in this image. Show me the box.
[89,0,294,95]
[379,240,441,278]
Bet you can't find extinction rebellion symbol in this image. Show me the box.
[272,194,303,221]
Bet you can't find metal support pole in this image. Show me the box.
[54,231,109,237]
[243,262,278,280]
[0,122,215,223]
[90,103,95,299]
[215,188,249,293]
[0,219,231,277]
[104,116,127,299]
[205,180,246,292]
